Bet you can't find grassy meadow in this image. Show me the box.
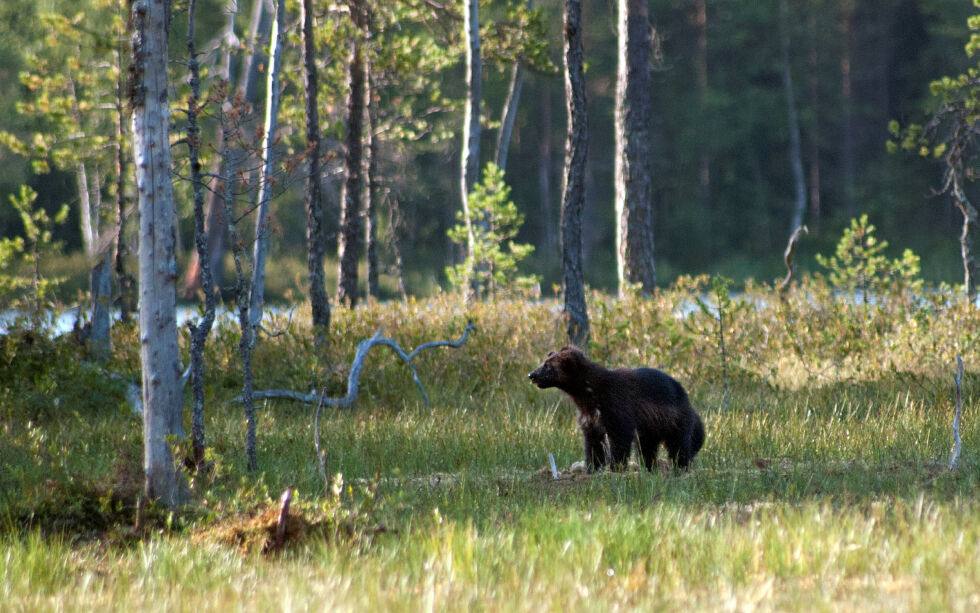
[3,276,980,611]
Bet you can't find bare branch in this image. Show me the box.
[246,323,477,408]
[950,355,964,471]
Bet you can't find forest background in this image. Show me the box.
[0,0,974,298]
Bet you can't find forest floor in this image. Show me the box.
[3,284,980,611]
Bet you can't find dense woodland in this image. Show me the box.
[0,0,977,297]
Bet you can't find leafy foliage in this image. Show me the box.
[815,214,922,300]
[0,185,68,320]
[447,163,540,299]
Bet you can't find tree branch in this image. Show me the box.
[245,323,477,408]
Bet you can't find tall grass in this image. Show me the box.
[3,279,980,610]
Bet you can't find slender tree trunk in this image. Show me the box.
[75,159,96,258]
[561,0,589,347]
[615,0,656,295]
[68,70,112,359]
[113,40,135,323]
[301,0,331,350]
[337,0,367,306]
[495,63,523,174]
[495,0,533,175]
[365,64,380,300]
[695,0,710,217]
[807,8,821,231]
[539,89,556,257]
[180,6,232,299]
[839,0,856,217]
[131,0,184,508]
[89,248,112,360]
[459,0,482,296]
[248,0,284,328]
[181,0,267,297]
[951,175,978,299]
[186,0,217,468]
[780,0,807,234]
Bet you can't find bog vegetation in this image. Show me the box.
[3,221,980,610]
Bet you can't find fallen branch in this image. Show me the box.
[950,355,964,471]
[247,322,477,408]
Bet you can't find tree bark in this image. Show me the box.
[68,71,111,360]
[495,0,534,175]
[951,175,978,299]
[839,0,856,217]
[181,0,267,298]
[186,0,217,468]
[780,0,807,235]
[561,0,589,347]
[459,0,482,296]
[248,0,284,328]
[337,0,368,306]
[365,62,380,300]
[615,0,656,295]
[113,41,135,323]
[301,0,330,349]
[131,0,184,508]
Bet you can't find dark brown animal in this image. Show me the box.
[528,346,704,472]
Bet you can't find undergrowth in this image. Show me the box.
[2,273,980,610]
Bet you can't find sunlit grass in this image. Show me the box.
[4,286,980,610]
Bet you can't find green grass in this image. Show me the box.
[3,284,980,611]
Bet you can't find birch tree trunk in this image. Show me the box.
[68,72,112,360]
[337,0,367,306]
[248,0,284,328]
[495,61,523,174]
[365,63,380,300]
[615,0,656,295]
[780,0,807,235]
[495,0,532,174]
[131,0,184,508]
[301,0,331,347]
[459,0,482,295]
[561,0,589,347]
[951,174,978,299]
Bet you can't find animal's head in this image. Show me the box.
[527,346,587,390]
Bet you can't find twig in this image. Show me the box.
[950,355,964,471]
[314,383,329,493]
[778,225,808,295]
[256,306,296,339]
[246,323,477,407]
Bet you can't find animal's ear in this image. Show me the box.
[546,351,556,358]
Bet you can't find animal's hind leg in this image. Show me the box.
[607,435,633,471]
[666,438,694,470]
[582,424,608,472]
[636,432,661,472]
